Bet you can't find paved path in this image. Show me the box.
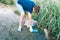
[0,8,47,40]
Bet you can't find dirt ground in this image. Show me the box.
[0,4,47,40]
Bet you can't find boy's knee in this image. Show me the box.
[20,14,24,19]
[20,12,25,16]
[27,14,31,20]
[28,14,32,18]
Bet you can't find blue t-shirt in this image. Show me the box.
[17,0,35,13]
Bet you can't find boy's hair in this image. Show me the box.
[34,6,40,13]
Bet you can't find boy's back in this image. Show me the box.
[17,0,35,13]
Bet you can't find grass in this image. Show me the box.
[0,0,15,5]
[14,10,20,16]
[32,0,60,40]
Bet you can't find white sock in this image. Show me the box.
[29,26,33,32]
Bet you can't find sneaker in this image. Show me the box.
[17,28,21,32]
[29,28,38,33]
[29,27,33,32]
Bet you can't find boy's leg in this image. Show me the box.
[25,15,30,28]
[27,12,33,32]
[19,13,24,30]
[16,3,25,31]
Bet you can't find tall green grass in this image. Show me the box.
[33,0,60,40]
[0,0,15,5]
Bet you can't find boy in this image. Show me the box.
[16,0,40,32]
